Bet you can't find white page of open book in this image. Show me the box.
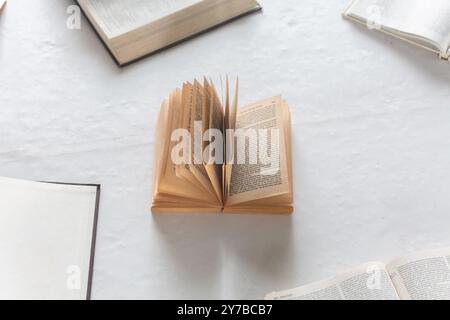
[387,248,450,300]
[347,0,450,50]
[0,177,97,300]
[84,0,202,39]
[265,262,399,300]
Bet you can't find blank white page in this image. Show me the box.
[0,177,99,300]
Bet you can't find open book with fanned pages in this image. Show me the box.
[76,0,262,66]
[343,0,450,60]
[151,78,293,214]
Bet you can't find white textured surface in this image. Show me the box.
[1,0,450,299]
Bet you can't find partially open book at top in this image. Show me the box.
[344,0,450,60]
[77,0,261,66]
[265,247,450,300]
[151,78,293,214]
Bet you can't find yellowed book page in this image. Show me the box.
[224,78,239,198]
[226,96,290,207]
[265,262,399,300]
[281,100,293,204]
[173,83,213,196]
[202,78,212,151]
[154,91,213,204]
[152,206,222,213]
[190,81,220,202]
[203,79,224,203]
[225,101,293,211]
[230,78,239,131]
[152,98,170,197]
[224,206,292,215]
[387,247,450,300]
[167,82,218,203]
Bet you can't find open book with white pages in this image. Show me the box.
[77,0,262,66]
[343,0,450,60]
[265,247,450,300]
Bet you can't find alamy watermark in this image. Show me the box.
[366,264,382,290]
[366,5,383,30]
[66,5,81,30]
[66,265,82,291]
[170,121,281,176]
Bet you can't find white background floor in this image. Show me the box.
[1,0,450,299]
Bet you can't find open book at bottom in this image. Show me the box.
[265,247,450,300]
